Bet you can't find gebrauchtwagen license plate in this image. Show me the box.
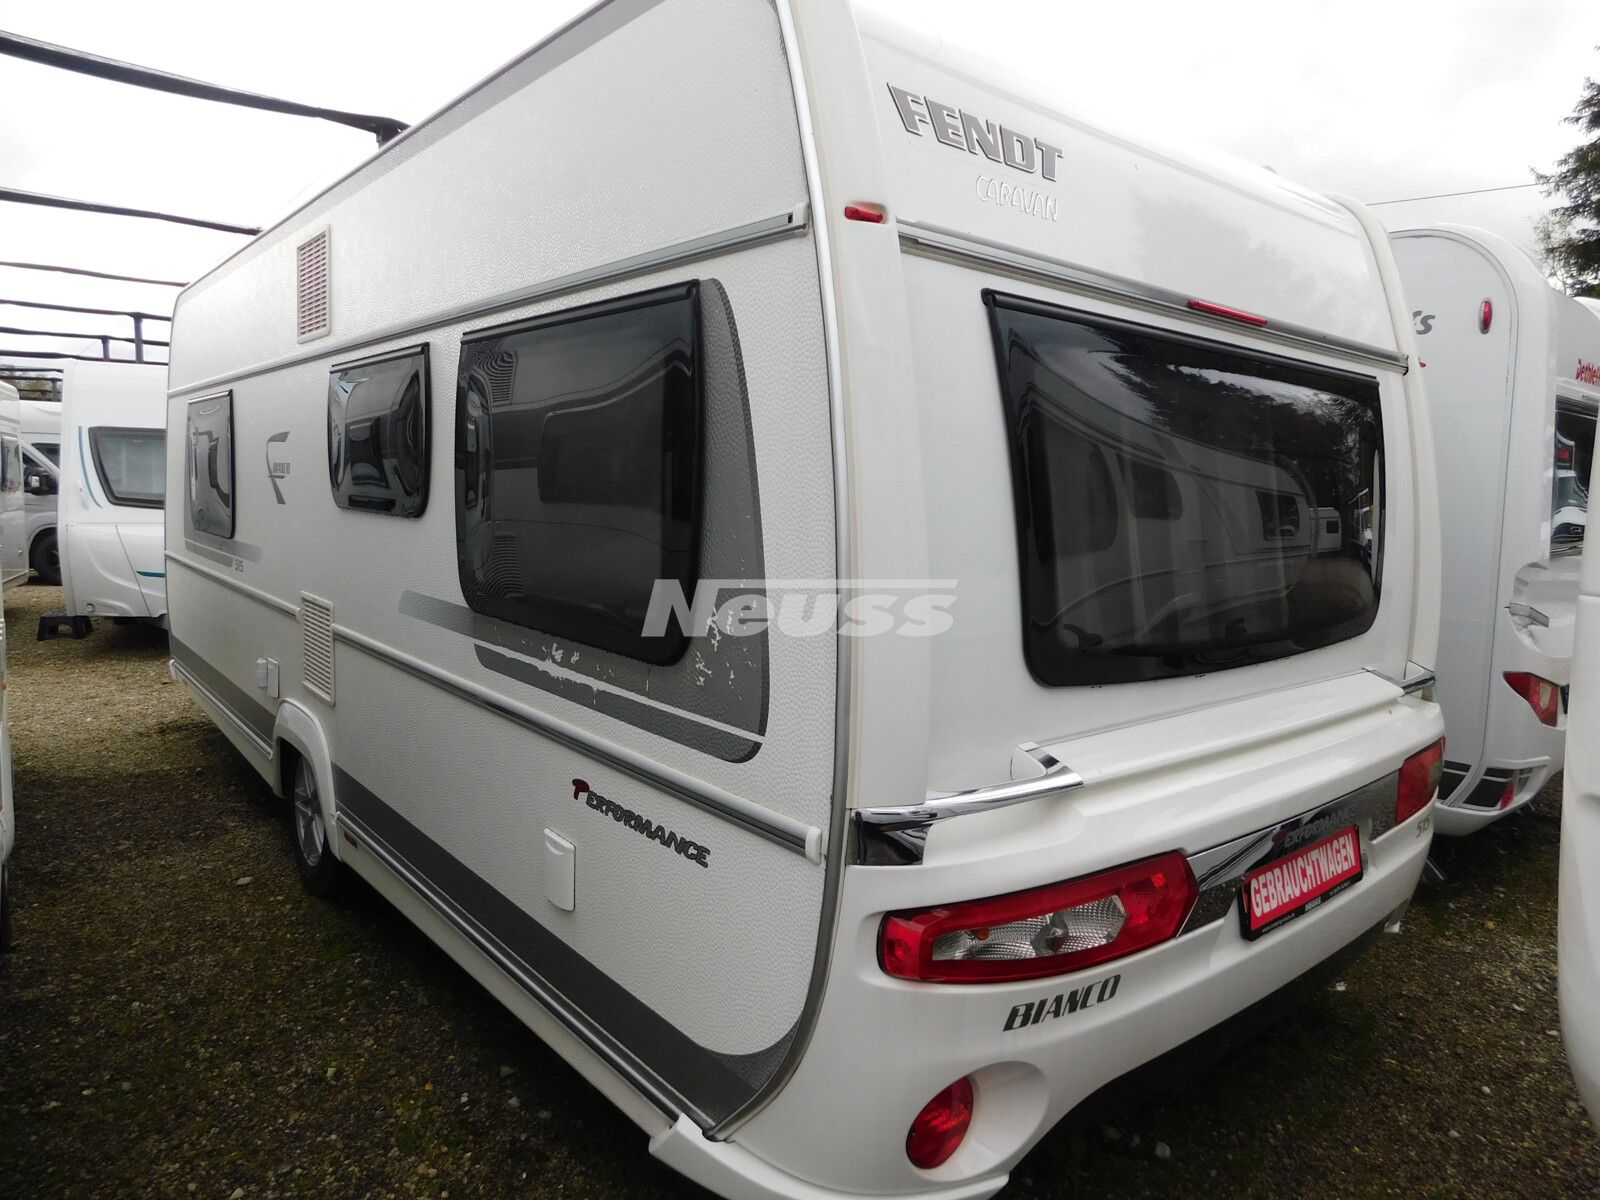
[1239,825,1363,940]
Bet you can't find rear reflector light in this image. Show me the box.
[906,1078,973,1169]
[1505,672,1560,726]
[880,852,1197,984]
[1187,298,1268,327]
[1498,779,1516,810]
[1480,298,1494,333]
[843,203,886,224]
[1396,739,1444,825]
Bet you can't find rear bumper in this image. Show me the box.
[722,783,1434,1197]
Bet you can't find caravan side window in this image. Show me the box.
[186,393,235,539]
[90,427,166,509]
[0,436,18,496]
[454,283,703,664]
[328,345,430,516]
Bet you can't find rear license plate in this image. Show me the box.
[1238,825,1363,940]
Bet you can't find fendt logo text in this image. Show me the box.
[888,84,1063,181]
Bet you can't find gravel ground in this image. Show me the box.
[0,582,1595,1199]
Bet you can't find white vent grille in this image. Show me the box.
[300,593,335,704]
[296,229,330,341]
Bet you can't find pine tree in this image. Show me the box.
[1538,70,1600,296]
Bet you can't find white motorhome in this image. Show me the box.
[50,360,168,636]
[1392,227,1600,834]
[165,4,1445,1196]
[20,398,62,584]
[0,385,25,592]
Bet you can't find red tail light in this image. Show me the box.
[1504,672,1559,726]
[880,852,1197,984]
[843,203,886,224]
[906,1078,973,1169]
[1396,739,1444,824]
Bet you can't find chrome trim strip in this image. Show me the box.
[853,742,1085,866]
[170,208,809,400]
[1365,666,1438,696]
[898,221,1411,374]
[706,1,851,1140]
[338,807,683,1123]
[165,552,300,618]
[330,622,821,860]
[1181,772,1401,932]
[171,657,275,761]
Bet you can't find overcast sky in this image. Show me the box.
[2,0,1595,363]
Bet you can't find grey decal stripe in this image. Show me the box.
[334,767,795,1128]
[169,637,277,749]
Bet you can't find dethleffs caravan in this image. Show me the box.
[51,360,168,636]
[165,3,1445,1196]
[1391,227,1600,833]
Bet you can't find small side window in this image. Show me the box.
[455,283,703,664]
[89,427,166,509]
[328,345,430,516]
[1,436,18,495]
[32,441,60,466]
[186,392,235,539]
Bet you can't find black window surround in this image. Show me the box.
[328,344,431,517]
[89,426,166,509]
[454,283,705,665]
[186,392,235,540]
[985,291,1386,687]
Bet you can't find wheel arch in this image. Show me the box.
[272,702,344,863]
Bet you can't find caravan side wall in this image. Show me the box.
[167,0,837,1135]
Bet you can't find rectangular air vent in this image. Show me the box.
[300,593,335,704]
[296,229,330,342]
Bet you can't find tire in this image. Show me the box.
[30,530,59,586]
[0,864,14,953]
[291,756,342,897]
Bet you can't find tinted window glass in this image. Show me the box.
[32,441,59,466]
[90,427,165,509]
[328,345,429,516]
[455,284,702,664]
[986,293,1385,685]
[1553,405,1596,550]
[186,393,235,539]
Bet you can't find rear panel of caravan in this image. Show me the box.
[167,0,838,1136]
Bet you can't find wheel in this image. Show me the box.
[30,530,59,586]
[0,864,13,953]
[291,757,342,897]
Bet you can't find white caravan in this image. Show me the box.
[0,383,15,950]
[20,399,62,584]
[54,360,168,633]
[1392,227,1600,834]
[165,4,1445,1196]
[1561,495,1600,1117]
[0,385,25,592]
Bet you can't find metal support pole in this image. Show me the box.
[133,314,144,363]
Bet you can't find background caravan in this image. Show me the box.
[163,2,1444,1197]
[47,361,168,638]
[1391,226,1600,834]
[21,398,62,585]
[0,385,25,592]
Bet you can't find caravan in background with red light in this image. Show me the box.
[1393,226,1600,833]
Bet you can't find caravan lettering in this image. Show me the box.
[573,779,711,869]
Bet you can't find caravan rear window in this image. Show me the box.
[985,293,1385,686]
[454,284,703,664]
[90,427,165,509]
